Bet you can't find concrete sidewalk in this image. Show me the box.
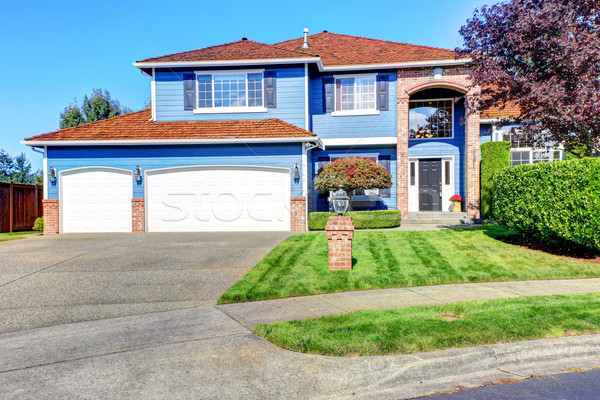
[217,278,600,328]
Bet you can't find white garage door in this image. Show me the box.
[146,166,291,232]
[60,168,133,233]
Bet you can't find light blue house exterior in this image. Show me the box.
[25,31,505,234]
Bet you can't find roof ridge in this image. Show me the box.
[274,31,455,53]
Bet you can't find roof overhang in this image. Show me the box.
[22,137,319,147]
[133,57,472,72]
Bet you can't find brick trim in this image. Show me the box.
[42,199,59,235]
[132,198,145,233]
[290,196,306,232]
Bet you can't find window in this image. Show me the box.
[511,150,531,166]
[410,162,416,186]
[333,75,377,115]
[194,70,266,112]
[409,99,453,139]
[444,161,451,185]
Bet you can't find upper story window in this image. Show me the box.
[184,69,276,114]
[333,74,377,115]
[409,99,453,139]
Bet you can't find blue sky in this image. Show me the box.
[0,0,490,170]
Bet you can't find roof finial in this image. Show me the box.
[302,28,309,49]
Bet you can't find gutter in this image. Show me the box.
[133,57,473,72]
[21,137,320,147]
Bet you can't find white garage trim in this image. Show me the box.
[59,167,133,233]
[145,165,291,232]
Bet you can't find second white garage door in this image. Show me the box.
[146,166,291,232]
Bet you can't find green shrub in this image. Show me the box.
[308,210,401,230]
[493,158,600,250]
[32,217,43,232]
[480,141,511,218]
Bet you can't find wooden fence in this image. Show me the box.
[0,182,43,233]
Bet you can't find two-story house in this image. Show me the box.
[24,31,518,234]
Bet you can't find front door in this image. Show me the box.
[419,159,442,211]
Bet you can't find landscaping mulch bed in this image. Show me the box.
[497,235,600,264]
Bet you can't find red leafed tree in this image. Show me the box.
[457,0,600,155]
[314,157,392,193]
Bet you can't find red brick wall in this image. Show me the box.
[132,198,145,233]
[42,199,59,235]
[291,196,306,232]
[325,216,354,270]
[396,66,481,218]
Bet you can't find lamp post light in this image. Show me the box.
[331,186,349,216]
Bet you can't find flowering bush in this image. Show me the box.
[449,194,463,202]
[314,157,392,193]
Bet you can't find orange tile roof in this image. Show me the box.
[274,32,456,66]
[24,110,316,142]
[136,32,457,67]
[480,101,521,120]
[137,39,314,63]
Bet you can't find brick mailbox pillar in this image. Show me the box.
[325,216,355,270]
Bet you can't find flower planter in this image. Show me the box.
[452,201,462,213]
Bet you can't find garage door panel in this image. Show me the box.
[61,169,133,233]
[147,167,291,232]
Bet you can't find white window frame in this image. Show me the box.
[193,69,268,114]
[510,148,563,166]
[332,73,379,116]
[408,98,455,140]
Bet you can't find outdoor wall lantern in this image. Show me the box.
[331,186,350,216]
[293,163,300,180]
[134,165,142,183]
[48,166,57,183]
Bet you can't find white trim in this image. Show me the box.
[133,58,322,69]
[193,69,266,112]
[133,57,472,72]
[22,137,319,147]
[43,147,48,199]
[408,156,455,212]
[321,137,397,147]
[408,98,455,140]
[58,167,133,234]
[332,73,378,115]
[301,146,307,198]
[193,107,268,114]
[150,68,156,121]
[145,164,291,176]
[332,110,380,117]
[304,63,309,130]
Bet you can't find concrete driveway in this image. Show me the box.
[0,232,288,334]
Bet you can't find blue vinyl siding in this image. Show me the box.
[309,147,397,212]
[480,123,492,145]
[154,65,307,128]
[408,99,466,198]
[309,72,397,138]
[47,144,303,199]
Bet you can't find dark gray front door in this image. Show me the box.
[419,159,442,211]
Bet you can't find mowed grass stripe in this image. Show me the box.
[253,294,600,356]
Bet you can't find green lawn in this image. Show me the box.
[254,294,600,356]
[0,231,39,242]
[218,225,600,304]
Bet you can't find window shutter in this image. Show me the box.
[183,73,196,110]
[264,71,277,108]
[377,75,389,111]
[317,156,330,199]
[379,155,391,198]
[323,77,334,113]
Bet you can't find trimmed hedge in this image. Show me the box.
[308,210,401,230]
[493,158,600,250]
[480,141,511,218]
[32,217,43,232]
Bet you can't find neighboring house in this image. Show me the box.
[24,31,522,234]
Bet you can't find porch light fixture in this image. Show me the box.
[48,166,57,183]
[293,163,300,180]
[331,186,350,216]
[134,165,142,183]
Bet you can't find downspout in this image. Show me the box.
[31,146,47,200]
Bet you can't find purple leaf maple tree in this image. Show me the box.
[458,0,600,156]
